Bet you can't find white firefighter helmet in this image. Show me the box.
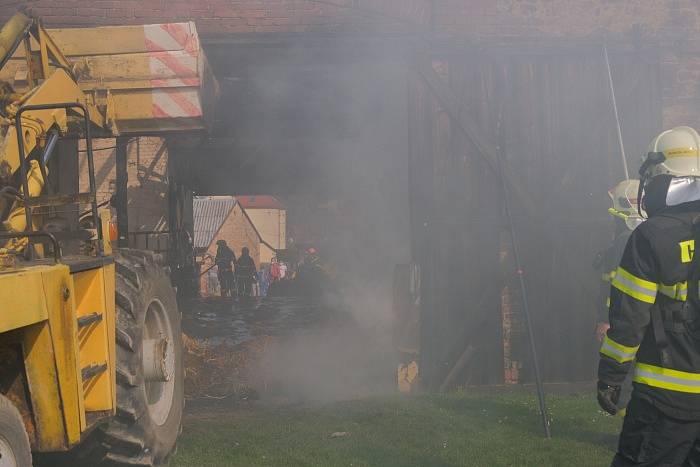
[643,126,700,178]
[608,179,644,230]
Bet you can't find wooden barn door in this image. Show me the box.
[410,46,662,388]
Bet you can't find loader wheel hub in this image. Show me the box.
[143,299,176,426]
[0,435,18,467]
[143,338,174,383]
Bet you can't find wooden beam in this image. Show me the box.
[439,344,476,392]
[415,58,539,217]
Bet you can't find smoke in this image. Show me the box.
[216,39,412,402]
[195,26,668,395]
[253,298,397,404]
[180,2,689,397]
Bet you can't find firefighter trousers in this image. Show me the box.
[613,395,700,466]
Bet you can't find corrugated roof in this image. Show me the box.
[193,196,236,249]
[237,195,284,210]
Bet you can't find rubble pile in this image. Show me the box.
[182,333,275,400]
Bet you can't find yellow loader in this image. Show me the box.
[0,11,215,466]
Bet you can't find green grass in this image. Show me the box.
[172,391,621,467]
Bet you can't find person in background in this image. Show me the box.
[215,240,236,298]
[304,247,320,267]
[298,247,320,279]
[279,261,288,280]
[270,257,282,282]
[297,247,329,295]
[235,247,257,298]
[257,268,269,297]
[593,179,644,413]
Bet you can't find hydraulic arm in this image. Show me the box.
[0,13,108,251]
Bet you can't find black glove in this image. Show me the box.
[597,381,621,415]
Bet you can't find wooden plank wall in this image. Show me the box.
[410,46,662,387]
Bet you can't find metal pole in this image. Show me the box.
[495,123,551,439]
[115,137,129,248]
[604,44,630,180]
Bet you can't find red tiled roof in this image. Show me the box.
[237,195,284,210]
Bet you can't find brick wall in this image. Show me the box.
[0,1,694,41]
[0,0,431,32]
[245,208,286,264]
[80,136,169,249]
[501,285,521,385]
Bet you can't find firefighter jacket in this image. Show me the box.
[599,203,700,419]
[235,255,257,280]
[596,230,633,323]
[215,245,235,272]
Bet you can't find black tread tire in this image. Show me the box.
[72,249,184,466]
[0,394,32,467]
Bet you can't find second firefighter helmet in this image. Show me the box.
[608,179,644,230]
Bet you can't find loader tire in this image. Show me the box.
[0,394,32,467]
[74,249,184,466]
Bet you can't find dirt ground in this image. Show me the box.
[180,295,396,404]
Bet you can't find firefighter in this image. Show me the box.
[596,179,645,341]
[215,240,235,297]
[598,126,700,465]
[594,180,644,413]
[235,247,257,297]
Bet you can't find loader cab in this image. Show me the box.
[0,102,112,268]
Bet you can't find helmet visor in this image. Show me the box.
[666,177,700,206]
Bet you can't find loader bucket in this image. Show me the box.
[1,21,218,134]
